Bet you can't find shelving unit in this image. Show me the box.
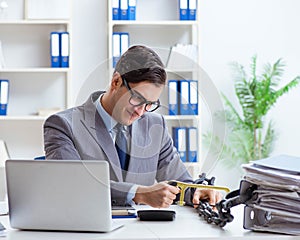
[0,0,72,158]
[107,0,201,178]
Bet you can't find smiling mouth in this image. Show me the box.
[127,109,140,120]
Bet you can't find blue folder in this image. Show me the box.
[188,80,198,115]
[187,127,198,162]
[0,79,9,115]
[179,0,188,20]
[60,32,69,68]
[173,127,187,162]
[188,0,197,20]
[168,80,179,115]
[119,0,128,20]
[128,0,136,20]
[120,32,129,56]
[179,80,190,115]
[112,32,121,67]
[112,0,120,20]
[50,32,60,67]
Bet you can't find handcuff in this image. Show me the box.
[169,173,257,227]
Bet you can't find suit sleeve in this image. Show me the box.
[44,113,81,160]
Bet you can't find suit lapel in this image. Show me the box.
[80,92,123,182]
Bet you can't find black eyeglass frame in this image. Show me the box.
[122,77,161,112]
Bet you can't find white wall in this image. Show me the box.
[199,0,300,156]
[72,0,108,105]
[72,0,300,186]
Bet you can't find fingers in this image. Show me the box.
[134,182,180,208]
[192,189,223,209]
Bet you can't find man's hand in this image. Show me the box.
[192,188,223,209]
[133,182,180,208]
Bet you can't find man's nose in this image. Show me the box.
[133,104,145,116]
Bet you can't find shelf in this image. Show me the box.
[163,115,199,120]
[0,116,46,121]
[0,68,70,73]
[0,20,70,25]
[112,20,197,26]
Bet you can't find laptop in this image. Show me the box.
[5,159,123,232]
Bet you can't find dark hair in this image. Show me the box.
[114,45,167,86]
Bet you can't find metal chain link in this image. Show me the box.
[196,200,233,227]
[193,173,234,227]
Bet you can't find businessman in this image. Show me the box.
[44,45,222,208]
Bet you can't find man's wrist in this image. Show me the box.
[126,184,139,205]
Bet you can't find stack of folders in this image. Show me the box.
[172,127,198,162]
[112,0,136,20]
[112,32,129,68]
[166,44,198,70]
[242,155,300,235]
[50,32,70,68]
[168,79,198,115]
[0,79,9,115]
[179,0,197,20]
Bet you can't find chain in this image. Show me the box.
[193,173,234,227]
[196,200,233,227]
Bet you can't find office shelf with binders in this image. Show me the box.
[0,2,72,158]
[108,0,201,178]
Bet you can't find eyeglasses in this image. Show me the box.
[122,78,160,112]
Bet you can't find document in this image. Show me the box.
[112,205,136,218]
[242,155,300,235]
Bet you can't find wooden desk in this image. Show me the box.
[0,205,299,240]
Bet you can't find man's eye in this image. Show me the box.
[132,94,144,101]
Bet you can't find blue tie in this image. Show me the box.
[115,124,129,171]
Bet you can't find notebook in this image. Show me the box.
[5,159,123,232]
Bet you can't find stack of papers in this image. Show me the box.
[242,155,300,235]
[166,44,198,70]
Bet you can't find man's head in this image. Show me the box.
[114,45,167,86]
[102,45,167,126]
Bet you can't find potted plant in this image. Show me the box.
[203,56,300,168]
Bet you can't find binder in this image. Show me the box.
[119,0,128,20]
[0,79,9,115]
[50,32,60,67]
[120,32,129,56]
[60,32,69,68]
[179,0,188,20]
[188,0,197,20]
[168,80,179,115]
[112,32,121,67]
[172,127,187,162]
[179,80,190,115]
[188,80,198,115]
[187,127,197,162]
[112,0,119,20]
[128,0,136,20]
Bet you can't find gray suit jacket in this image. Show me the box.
[44,91,193,205]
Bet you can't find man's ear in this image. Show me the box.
[111,72,122,90]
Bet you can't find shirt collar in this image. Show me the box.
[94,94,118,133]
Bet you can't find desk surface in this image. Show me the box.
[0,205,299,240]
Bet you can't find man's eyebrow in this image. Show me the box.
[131,89,147,100]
